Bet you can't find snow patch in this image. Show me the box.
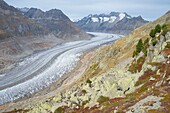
[109,16,117,23]
[72,19,79,22]
[92,17,99,22]
[103,17,110,22]
[119,13,125,20]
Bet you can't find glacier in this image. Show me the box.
[0,32,121,105]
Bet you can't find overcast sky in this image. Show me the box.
[5,0,170,21]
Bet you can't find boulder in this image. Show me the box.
[118,77,134,94]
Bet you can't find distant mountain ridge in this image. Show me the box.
[76,12,132,23]
[0,0,89,40]
[24,8,69,20]
[19,8,87,39]
[17,7,29,14]
[75,12,149,35]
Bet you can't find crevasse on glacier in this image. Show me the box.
[0,32,121,105]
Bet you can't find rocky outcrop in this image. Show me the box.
[75,12,149,35]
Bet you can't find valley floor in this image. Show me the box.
[0,32,121,112]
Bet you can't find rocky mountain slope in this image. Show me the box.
[75,12,149,35]
[0,0,47,39]
[17,7,29,14]
[0,0,87,40]
[0,0,89,73]
[23,8,87,40]
[2,11,169,113]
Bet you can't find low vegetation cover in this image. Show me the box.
[130,24,169,73]
[62,24,170,112]
[97,96,110,104]
[6,22,170,113]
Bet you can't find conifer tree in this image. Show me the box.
[149,29,156,38]
[155,24,161,33]
[136,39,143,54]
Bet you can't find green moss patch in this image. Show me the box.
[97,96,110,104]
[54,107,65,113]
[165,42,170,49]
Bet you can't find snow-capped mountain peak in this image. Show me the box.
[119,13,125,20]
[75,11,148,35]
[77,12,132,24]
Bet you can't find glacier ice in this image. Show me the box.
[0,32,121,105]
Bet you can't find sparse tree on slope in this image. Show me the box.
[155,24,161,33]
[136,39,143,54]
[149,29,156,38]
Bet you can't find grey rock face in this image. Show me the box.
[0,0,18,13]
[17,7,29,14]
[22,8,87,39]
[75,12,149,35]
[0,0,47,39]
[24,8,44,19]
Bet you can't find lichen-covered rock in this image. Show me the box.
[28,102,52,113]
[165,32,170,40]
[118,77,134,94]
[70,96,79,105]
[146,64,157,71]
[53,97,62,103]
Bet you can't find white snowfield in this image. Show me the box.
[89,13,127,23]
[91,16,118,23]
[119,13,126,20]
[0,32,121,105]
